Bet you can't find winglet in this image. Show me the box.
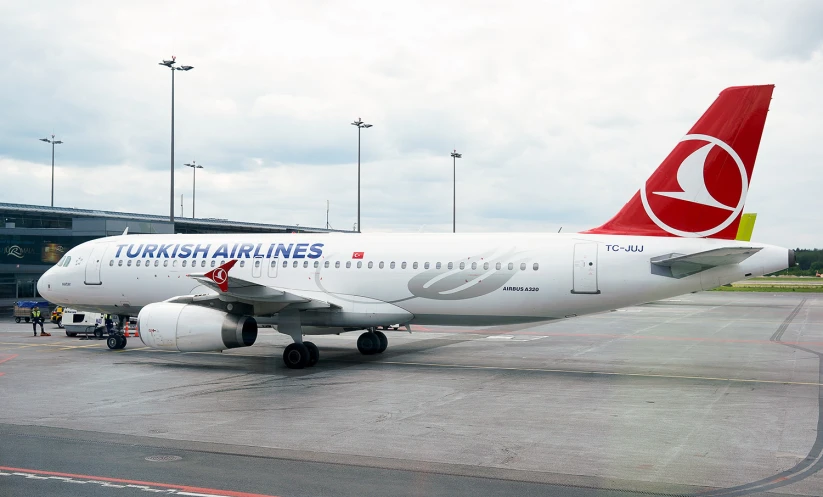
[735,213,757,242]
[203,259,238,292]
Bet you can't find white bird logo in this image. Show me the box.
[653,143,734,211]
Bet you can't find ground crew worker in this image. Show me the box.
[105,314,114,335]
[31,307,49,336]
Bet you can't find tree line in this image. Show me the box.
[769,248,823,276]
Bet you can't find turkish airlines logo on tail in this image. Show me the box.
[204,259,237,292]
[641,134,749,238]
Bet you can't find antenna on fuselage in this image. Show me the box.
[557,227,562,233]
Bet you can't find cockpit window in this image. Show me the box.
[63,256,71,267]
[56,257,64,267]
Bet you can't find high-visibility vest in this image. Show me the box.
[32,310,40,318]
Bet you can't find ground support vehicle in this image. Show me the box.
[13,301,50,323]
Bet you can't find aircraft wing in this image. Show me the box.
[177,260,338,314]
[650,247,762,278]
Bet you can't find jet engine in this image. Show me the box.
[137,303,257,352]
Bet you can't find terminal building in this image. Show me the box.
[0,202,349,300]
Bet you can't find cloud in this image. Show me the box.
[0,0,821,248]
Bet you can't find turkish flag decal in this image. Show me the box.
[352,252,364,259]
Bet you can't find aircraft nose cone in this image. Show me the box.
[37,270,52,298]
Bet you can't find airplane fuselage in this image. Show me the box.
[38,232,790,330]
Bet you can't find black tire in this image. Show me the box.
[116,336,127,350]
[66,331,77,337]
[304,341,319,367]
[357,332,380,355]
[107,336,119,349]
[94,327,104,338]
[14,317,20,323]
[283,343,309,369]
[374,330,388,353]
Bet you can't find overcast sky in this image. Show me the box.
[1,1,821,247]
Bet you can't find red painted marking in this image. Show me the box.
[0,354,18,365]
[0,466,279,497]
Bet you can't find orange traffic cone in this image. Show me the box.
[124,324,130,338]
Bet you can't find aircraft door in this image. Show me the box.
[84,244,107,285]
[571,242,600,294]
[252,256,263,278]
[268,257,279,278]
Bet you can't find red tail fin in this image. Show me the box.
[586,85,774,239]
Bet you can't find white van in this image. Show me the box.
[62,309,106,337]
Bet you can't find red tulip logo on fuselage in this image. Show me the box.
[641,134,748,237]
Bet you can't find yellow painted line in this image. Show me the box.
[373,360,823,387]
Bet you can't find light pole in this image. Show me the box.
[451,149,462,233]
[183,162,204,218]
[350,118,372,233]
[158,56,194,223]
[39,135,63,207]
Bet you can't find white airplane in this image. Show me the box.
[37,85,793,369]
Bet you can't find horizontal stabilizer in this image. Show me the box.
[650,247,762,278]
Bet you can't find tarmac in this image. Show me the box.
[0,292,821,497]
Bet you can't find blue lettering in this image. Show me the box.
[114,244,127,257]
[142,244,158,258]
[237,243,254,259]
[193,244,210,258]
[308,243,324,259]
[178,244,194,258]
[266,243,276,258]
[171,244,180,257]
[252,243,264,258]
[213,244,229,258]
[230,243,238,258]
[126,244,144,258]
[274,244,293,258]
[293,243,309,258]
[157,244,173,258]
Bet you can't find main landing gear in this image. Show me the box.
[282,341,319,369]
[357,329,388,355]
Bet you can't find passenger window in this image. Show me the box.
[391,262,396,269]
[496,262,501,270]
[303,261,309,268]
[459,262,465,270]
[164,260,169,267]
[520,263,526,270]
[424,262,430,269]
[483,262,489,270]
[270,261,276,268]
[173,260,178,267]
[379,262,384,269]
[136,260,141,267]
[357,261,362,268]
[533,263,539,271]
[211,260,216,267]
[413,262,418,269]
[109,260,113,266]
[335,261,340,268]
[346,261,351,268]
[368,261,374,269]
[471,262,477,270]
[283,260,288,268]
[127,260,132,267]
[447,262,453,270]
[118,260,123,267]
[324,261,330,268]
[436,262,441,269]
[240,261,245,268]
[401,262,406,269]
[293,261,298,268]
[314,261,319,268]
[255,260,261,268]
[182,260,187,267]
[508,263,513,270]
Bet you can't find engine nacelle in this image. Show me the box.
[137,303,257,352]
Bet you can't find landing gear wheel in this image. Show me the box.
[107,336,119,349]
[374,330,388,353]
[357,331,380,355]
[304,341,319,367]
[118,336,127,349]
[283,343,310,369]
